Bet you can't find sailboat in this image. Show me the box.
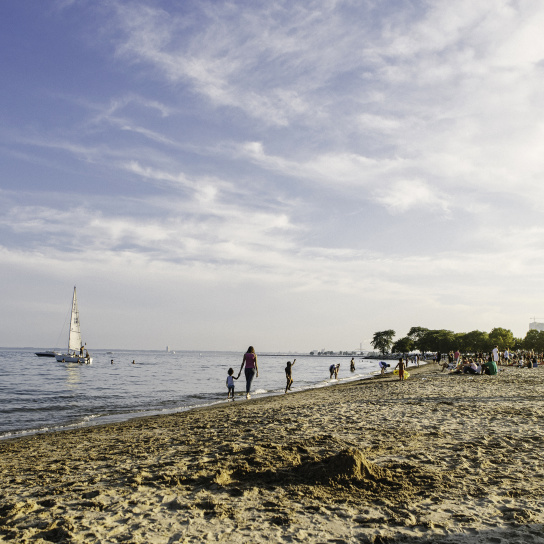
[35,350,59,357]
[55,287,93,364]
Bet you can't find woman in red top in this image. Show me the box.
[238,346,258,399]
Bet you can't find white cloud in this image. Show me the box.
[358,113,403,133]
[3,1,544,347]
[373,179,450,214]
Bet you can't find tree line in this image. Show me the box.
[370,326,544,355]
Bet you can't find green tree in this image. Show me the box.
[488,327,515,350]
[436,330,457,352]
[522,329,544,351]
[523,329,539,350]
[462,330,491,353]
[416,330,435,352]
[371,330,396,355]
[454,332,467,352]
[418,329,456,352]
[407,326,429,351]
[392,336,414,354]
[407,326,429,342]
[536,332,544,352]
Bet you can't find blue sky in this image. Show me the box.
[1,0,543,351]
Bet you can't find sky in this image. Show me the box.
[1,0,544,352]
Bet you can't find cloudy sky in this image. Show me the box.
[1,0,543,352]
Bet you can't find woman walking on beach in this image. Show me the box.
[238,346,258,399]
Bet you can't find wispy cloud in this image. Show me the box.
[373,179,450,214]
[2,1,544,347]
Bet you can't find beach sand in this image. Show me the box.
[1,363,544,543]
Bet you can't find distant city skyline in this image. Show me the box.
[1,1,544,351]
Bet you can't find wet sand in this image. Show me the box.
[1,363,544,543]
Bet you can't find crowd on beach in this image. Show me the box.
[229,343,474,399]
[435,347,543,375]
[227,349,368,401]
[227,346,297,401]
[226,344,544,400]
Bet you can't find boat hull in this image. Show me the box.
[35,351,59,357]
[55,354,93,364]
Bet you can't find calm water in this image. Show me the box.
[0,349,386,439]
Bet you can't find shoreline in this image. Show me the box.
[1,362,543,543]
[0,357,418,442]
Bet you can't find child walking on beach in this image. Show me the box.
[394,358,405,381]
[285,359,296,393]
[226,368,238,400]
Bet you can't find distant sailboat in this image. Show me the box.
[55,287,93,364]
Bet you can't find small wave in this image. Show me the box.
[253,388,268,395]
[80,414,100,422]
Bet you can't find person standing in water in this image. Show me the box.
[285,359,296,393]
[226,368,238,401]
[238,346,258,399]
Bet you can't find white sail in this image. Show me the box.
[68,287,82,352]
[55,286,92,363]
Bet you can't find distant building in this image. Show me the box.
[529,321,544,332]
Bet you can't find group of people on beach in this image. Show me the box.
[437,347,542,375]
[378,354,421,379]
[226,344,543,397]
[226,346,259,400]
[229,348,469,400]
[226,346,299,401]
[329,357,356,380]
[227,348,363,401]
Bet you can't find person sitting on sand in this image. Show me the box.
[462,359,479,374]
[482,356,498,375]
[226,368,238,400]
[441,358,456,372]
[450,357,466,374]
[394,358,405,380]
[285,359,296,393]
[451,360,465,374]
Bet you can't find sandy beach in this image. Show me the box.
[1,363,544,543]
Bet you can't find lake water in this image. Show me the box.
[0,349,388,440]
